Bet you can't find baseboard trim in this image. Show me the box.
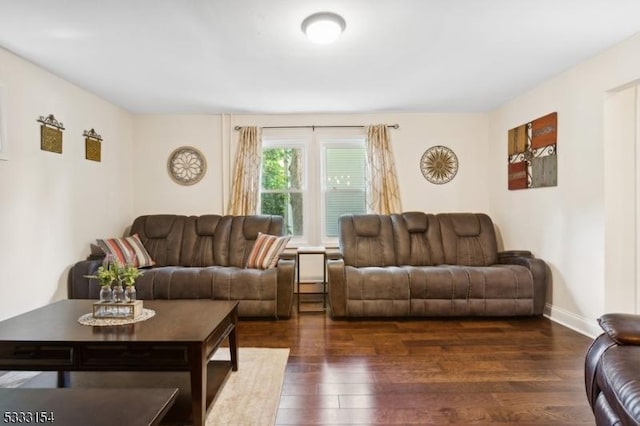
[543,303,601,338]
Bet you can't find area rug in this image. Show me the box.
[0,347,289,426]
[0,371,41,388]
[208,347,289,426]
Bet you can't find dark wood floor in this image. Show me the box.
[237,305,596,425]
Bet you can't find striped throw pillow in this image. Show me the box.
[96,234,155,268]
[246,232,291,269]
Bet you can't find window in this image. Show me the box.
[323,144,366,238]
[260,132,366,246]
[260,144,305,237]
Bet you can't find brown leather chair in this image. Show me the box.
[585,313,640,425]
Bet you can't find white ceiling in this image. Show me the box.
[1,0,639,114]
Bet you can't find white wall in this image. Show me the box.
[0,47,134,320]
[132,115,224,215]
[488,32,640,337]
[603,84,638,314]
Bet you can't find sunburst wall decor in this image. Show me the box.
[420,145,458,184]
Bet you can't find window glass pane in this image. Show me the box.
[261,192,304,236]
[324,146,366,238]
[325,148,365,189]
[325,191,366,237]
[261,148,303,190]
[261,145,304,237]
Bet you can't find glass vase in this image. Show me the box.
[124,285,137,303]
[112,284,124,303]
[99,285,112,303]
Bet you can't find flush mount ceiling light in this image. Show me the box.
[301,12,346,44]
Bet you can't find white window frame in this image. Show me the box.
[260,136,311,246]
[260,129,366,247]
[319,138,366,247]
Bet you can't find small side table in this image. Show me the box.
[296,246,327,312]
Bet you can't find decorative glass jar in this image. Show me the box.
[112,283,125,303]
[124,285,137,303]
[99,285,112,303]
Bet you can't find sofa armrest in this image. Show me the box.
[598,313,640,345]
[276,257,296,319]
[278,251,296,261]
[498,250,533,260]
[67,259,105,299]
[327,258,346,317]
[497,252,548,315]
[326,248,343,261]
[583,313,640,413]
[584,332,618,411]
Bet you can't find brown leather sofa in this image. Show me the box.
[328,212,548,317]
[585,313,640,425]
[68,214,295,319]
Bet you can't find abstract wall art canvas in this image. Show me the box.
[508,112,557,190]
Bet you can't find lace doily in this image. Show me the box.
[78,308,156,326]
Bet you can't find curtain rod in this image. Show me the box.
[233,124,399,131]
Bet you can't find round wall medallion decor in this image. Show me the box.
[167,146,207,186]
[420,145,458,184]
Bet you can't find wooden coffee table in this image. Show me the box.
[0,300,238,426]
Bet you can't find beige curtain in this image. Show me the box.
[227,126,261,215]
[365,124,402,214]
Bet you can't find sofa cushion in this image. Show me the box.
[211,267,277,300]
[212,267,278,317]
[402,211,429,233]
[196,215,223,235]
[96,234,155,268]
[344,266,410,316]
[391,212,444,266]
[132,265,279,317]
[407,265,534,316]
[352,215,382,237]
[437,213,498,266]
[180,215,224,267]
[339,214,396,267]
[130,215,187,266]
[133,266,213,300]
[246,232,290,269]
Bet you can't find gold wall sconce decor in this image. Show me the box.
[83,128,103,162]
[37,114,65,154]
